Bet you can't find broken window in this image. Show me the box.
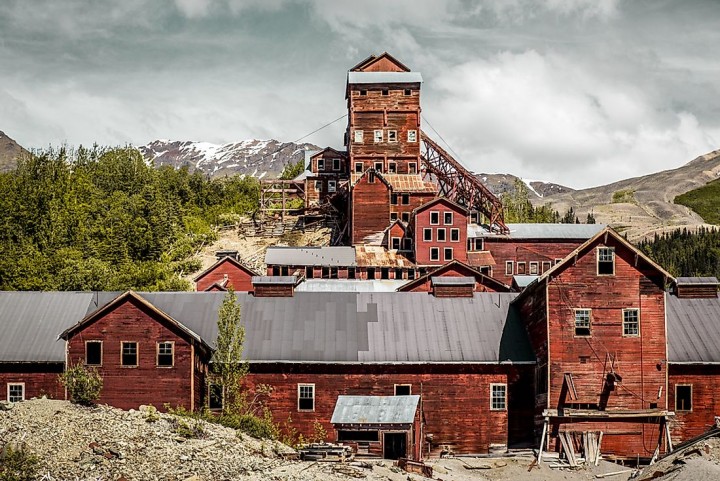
[390,212,398,221]
[374,130,383,143]
[391,237,401,250]
[529,262,539,275]
[333,158,341,171]
[388,162,396,173]
[517,262,526,275]
[388,130,397,143]
[407,268,415,280]
[298,384,315,411]
[408,162,417,174]
[315,180,322,192]
[394,268,403,279]
[401,194,409,205]
[328,180,336,193]
[7,384,24,403]
[394,384,411,396]
[623,308,640,336]
[209,384,223,410]
[542,261,551,273]
[408,130,417,143]
[354,130,364,143]
[574,309,591,337]
[401,212,410,223]
[157,342,174,367]
[121,342,138,366]
[85,340,102,366]
[374,162,383,173]
[321,267,330,279]
[491,384,507,410]
[598,247,615,275]
[330,267,338,279]
[317,158,325,171]
[676,385,692,411]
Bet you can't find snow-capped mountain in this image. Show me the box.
[139,139,320,179]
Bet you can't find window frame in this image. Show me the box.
[529,261,539,275]
[475,238,484,251]
[394,384,412,396]
[332,158,341,171]
[314,180,322,192]
[348,267,356,279]
[401,194,409,205]
[388,130,398,143]
[388,162,397,173]
[121,341,138,367]
[430,247,440,262]
[574,309,592,337]
[401,212,410,223]
[675,384,693,412]
[390,212,398,222]
[317,158,325,171]
[430,211,440,225]
[85,340,103,366]
[391,237,401,250]
[354,130,364,143]
[542,261,551,273]
[404,88,412,96]
[374,161,383,172]
[408,162,417,174]
[390,193,398,205]
[444,212,453,225]
[622,308,640,337]
[505,261,514,276]
[516,261,526,275]
[443,247,453,261]
[490,383,507,411]
[373,129,383,143]
[298,383,315,412]
[157,341,174,368]
[354,162,364,173]
[7,383,25,403]
[408,130,417,143]
[597,247,615,276]
[437,228,446,242]
[328,180,337,193]
[450,228,460,242]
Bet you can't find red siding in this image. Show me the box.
[669,365,720,443]
[245,364,533,455]
[196,258,255,292]
[413,199,468,266]
[485,239,586,285]
[401,263,506,293]
[351,175,390,245]
[66,297,197,411]
[0,363,64,401]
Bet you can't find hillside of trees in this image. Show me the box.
[501,179,596,224]
[674,178,720,225]
[0,146,259,291]
[638,227,720,278]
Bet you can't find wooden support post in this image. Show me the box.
[665,418,674,452]
[650,420,664,465]
[537,418,548,464]
[594,432,603,466]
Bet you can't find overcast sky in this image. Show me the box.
[1,0,719,188]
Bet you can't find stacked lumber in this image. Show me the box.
[298,443,354,462]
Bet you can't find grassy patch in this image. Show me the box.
[674,178,720,225]
[611,189,635,204]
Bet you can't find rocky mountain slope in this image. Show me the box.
[0,130,28,172]
[478,173,574,201]
[539,149,720,240]
[139,139,320,179]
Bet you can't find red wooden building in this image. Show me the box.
[194,254,260,292]
[412,197,469,266]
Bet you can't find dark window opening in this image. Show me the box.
[574,310,591,337]
[209,384,223,410]
[381,267,390,280]
[394,268,403,279]
[430,248,439,261]
[444,248,453,261]
[390,212,398,221]
[391,193,398,205]
[391,237,401,250]
[348,267,356,279]
[401,194,409,205]
[122,342,137,366]
[404,88,411,96]
[86,341,102,366]
[374,162,383,172]
[407,269,415,280]
[451,229,460,242]
[281,266,290,276]
[437,229,446,242]
[306,266,314,279]
[388,162,396,173]
[333,158,341,170]
[338,430,379,442]
[423,228,432,241]
[444,212,453,224]
[366,267,376,280]
[272,266,280,276]
[355,162,364,173]
[598,247,615,275]
[676,385,692,411]
[322,267,330,279]
[330,267,338,279]
[157,342,173,367]
[381,88,389,96]
[402,238,412,251]
[298,384,315,411]
[360,89,367,96]
[395,384,411,395]
[401,212,410,223]
[430,212,439,225]
[408,162,417,174]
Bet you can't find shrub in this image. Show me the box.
[0,443,40,481]
[172,418,205,439]
[59,364,103,406]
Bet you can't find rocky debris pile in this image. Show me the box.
[0,398,366,481]
[636,433,720,481]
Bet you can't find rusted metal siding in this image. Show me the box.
[66,297,196,411]
[0,363,64,401]
[246,363,532,455]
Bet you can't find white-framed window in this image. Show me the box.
[333,158,341,171]
[121,341,138,367]
[317,158,325,171]
[298,383,315,411]
[517,262,526,275]
[430,247,440,261]
[451,228,460,242]
[374,161,383,172]
[85,340,102,366]
[157,341,174,367]
[542,261,551,273]
[444,247,453,261]
[529,261,539,275]
[675,384,692,412]
[328,180,337,193]
[574,309,591,337]
[430,211,439,225]
[7,383,24,403]
[444,212,453,225]
[437,228,446,242]
[388,162,396,173]
[490,383,507,410]
[408,162,417,174]
[391,237,401,250]
[395,384,412,395]
[474,238,484,250]
[388,130,397,143]
[505,261,514,275]
[423,228,432,241]
[598,247,615,275]
[623,308,640,336]
[315,180,322,192]
[354,130,364,143]
[354,162,363,173]
[390,212,398,221]
[408,130,417,142]
[374,130,383,143]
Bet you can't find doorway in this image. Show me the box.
[383,432,407,459]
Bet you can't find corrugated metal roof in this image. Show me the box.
[347,72,423,85]
[667,293,720,363]
[431,276,475,286]
[467,223,606,240]
[252,276,297,285]
[296,280,407,292]
[265,246,356,267]
[355,245,415,268]
[467,251,496,267]
[676,277,719,285]
[349,173,436,193]
[0,292,98,362]
[513,276,539,288]
[331,395,420,425]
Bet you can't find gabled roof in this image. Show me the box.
[397,260,512,293]
[350,52,411,72]
[413,196,468,215]
[384,219,407,235]
[350,168,392,190]
[311,147,347,159]
[193,256,260,283]
[513,226,674,303]
[59,291,211,355]
[331,395,420,425]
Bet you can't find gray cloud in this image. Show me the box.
[0,0,718,187]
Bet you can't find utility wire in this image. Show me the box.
[421,114,464,163]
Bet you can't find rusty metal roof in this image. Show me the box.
[354,245,415,267]
[349,173,436,193]
[331,395,420,425]
[467,251,496,267]
[667,293,720,363]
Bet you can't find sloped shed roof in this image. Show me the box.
[667,293,720,363]
[331,395,420,425]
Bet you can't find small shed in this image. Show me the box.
[331,395,422,460]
